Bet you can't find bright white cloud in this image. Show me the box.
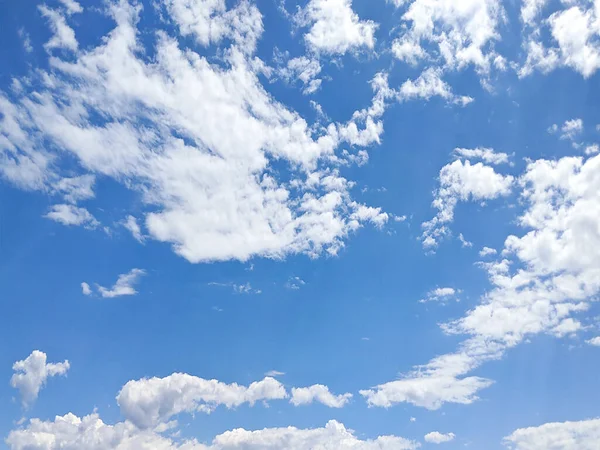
[44,204,99,229]
[421,159,514,248]
[398,68,474,105]
[161,0,263,54]
[520,2,600,78]
[123,215,144,243]
[53,175,95,203]
[454,147,510,165]
[297,0,377,55]
[586,337,600,346]
[389,0,505,75]
[369,153,600,411]
[59,0,83,15]
[97,268,145,298]
[39,5,78,51]
[424,431,455,444]
[10,351,70,407]
[549,118,584,141]
[503,418,600,449]
[6,414,419,450]
[479,246,497,257]
[290,384,352,408]
[275,54,323,95]
[0,1,390,264]
[81,282,91,295]
[116,374,287,428]
[458,233,473,248]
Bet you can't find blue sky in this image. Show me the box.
[1,0,600,448]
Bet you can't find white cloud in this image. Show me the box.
[503,418,600,449]
[53,175,95,203]
[18,28,33,53]
[424,431,455,444]
[264,370,285,377]
[368,153,600,412]
[360,338,499,410]
[39,5,78,51]
[297,0,377,55]
[0,1,389,264]
[421,159,514,248]
[116,374,287,428]
[44,204,99,229]
[6,415,419,450]
[389,0,505,75]
[586,337,600,346]
[549,118,584,141]
[479,246,497,257]
[290,384,352,408]
[97,268,145,298]
[81,282,91,295]
[454,147,510,165]
[285,276,306,290]
[275,54,322,95]
[161,0,263,54]
[59,0,83,15]
[458,233,473,248]
[10,350,70,407]
[398,68,473,105]
[123,215,144,243]
[585,144,599,155]
[420,287,459,303]
[520,3,600,78]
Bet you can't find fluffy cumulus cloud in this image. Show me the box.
[275,54,323,95]
[421,156,514,248]
[453,147,510,165]
[96,268,146,298]
[290,384,352,408]
[6,369,419,450]
[6,415,419,450]
[503,418,600,449]
[424,431,455,444]
[364,151,600,411]
[116,374,288,428]
[0,0,391,264]
[390,0,506,76]
[586,336,600,346]
[296,0,377,55]
[10,351,70,407]
[520,1,600,78]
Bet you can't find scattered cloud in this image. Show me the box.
[420,287,460,303]
[97,269,146,299]
[398,68,474,105]
[285,276,306,290]
[123,215,145,243]
[117,374,287,429]
[274,52,323,95]
[264,370,285,377]
[7,415,419,450]
[421,159,514,248]
[38,5,78,51]
[586,337,600,347]
[458,233,473,248]
[296,0,377,55]
[549,119,584,141]
[503,418,600,449]
[290,384,352,408]
[10,351,70,408]
[80,282,91,295]
[479,246,497,257]
[454,147,510,165]
[44,204,99,229]
[424,431,455,444]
